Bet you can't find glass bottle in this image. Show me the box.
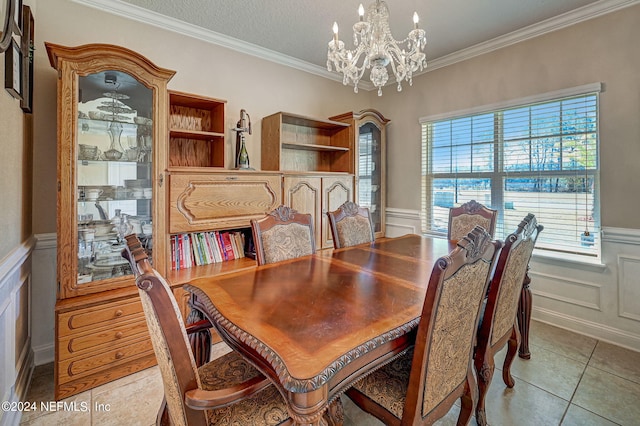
[115,213,133,241]
[237,135,250,169]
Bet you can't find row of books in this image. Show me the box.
[170,231,246,270]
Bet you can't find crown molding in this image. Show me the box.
[73,0,639,92]
[72,0,344,81]
[423,0,640,73]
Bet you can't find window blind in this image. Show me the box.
[421,91,600,258]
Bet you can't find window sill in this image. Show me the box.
[531,249,606,270]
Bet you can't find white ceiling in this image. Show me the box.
[79,0,638,88]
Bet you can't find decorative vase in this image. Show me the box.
[104,121,124,160]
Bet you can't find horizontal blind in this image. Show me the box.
[421,92,599,258]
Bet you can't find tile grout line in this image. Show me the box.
[558,340,598,425]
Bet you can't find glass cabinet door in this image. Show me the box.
[76,70,153,285]
[357,122,382,233]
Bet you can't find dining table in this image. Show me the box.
[184,233,534,425]
[185,234,454,425]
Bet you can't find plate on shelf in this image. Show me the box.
[90,258,129,268]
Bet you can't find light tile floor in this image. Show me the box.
[20,320,640,425]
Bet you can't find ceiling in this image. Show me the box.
[80,0,636,89]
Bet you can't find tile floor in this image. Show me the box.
[19,320,640,425]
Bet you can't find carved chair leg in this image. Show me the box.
[474,350,494,426]
[517,268,532,359]
[187,294,211,366]
[324,396,344,426]
[502,325,519,388]
[458,372,477,426]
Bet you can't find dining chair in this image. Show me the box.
[251,205,316,266]
[474,213,543,426]
[448,199,498,242]
[345,226,502,425]
[326,200,375,249]
[121,235,291,426]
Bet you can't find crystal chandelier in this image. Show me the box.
[327,1,427,96]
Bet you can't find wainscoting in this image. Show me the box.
[0,237,35,426]
[386,208,640,352]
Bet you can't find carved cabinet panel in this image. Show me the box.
[169,171,282,233]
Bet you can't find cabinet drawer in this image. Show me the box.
[58,318,150,360]
[58,298,143,337]
[169,172,282,233]
[58,336,154,385]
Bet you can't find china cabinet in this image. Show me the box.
[47,42,174,398]
[262,112,354,248]
[330,109,389,239]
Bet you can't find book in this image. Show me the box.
[222,232,235,260]
[207,232,222,263]
[201,232,214,264]
[170,235,177,270]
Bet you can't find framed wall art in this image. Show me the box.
[11,0,20,36]
[0,0,13,53]
[4,37,22,100]
[20,4,33,112]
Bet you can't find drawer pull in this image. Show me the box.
[115,331,123,339]
[115,351,124,360]
[225,176,238,180]
[114,310,123,317]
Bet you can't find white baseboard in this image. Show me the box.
[33,343,55,366]
[533,306,640,352]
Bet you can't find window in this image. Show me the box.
[421,86,600,258]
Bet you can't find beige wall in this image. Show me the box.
[29,1,640,234]
[374,4,640,230]
[0,49,31,260]
[32,0,371,234]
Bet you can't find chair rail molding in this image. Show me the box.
[602,227,640,245]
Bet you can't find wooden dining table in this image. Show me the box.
[184,234,454,425]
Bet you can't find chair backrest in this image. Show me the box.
[251,205,316,266]
[403,226,501,424]
[480,213,543,349]
[122,235,206,426]
[447,200,498,242]
[326,201,375,249]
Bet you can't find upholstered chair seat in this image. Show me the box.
[327,201,375,249]
[193,352,288,425]
[348,347,414,418]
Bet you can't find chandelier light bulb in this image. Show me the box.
[327,0,427,95]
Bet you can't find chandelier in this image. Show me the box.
[327,1,427,96]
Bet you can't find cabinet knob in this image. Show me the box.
[115,331,123,339]
[115,351,124,360]
[114,310,123,317]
